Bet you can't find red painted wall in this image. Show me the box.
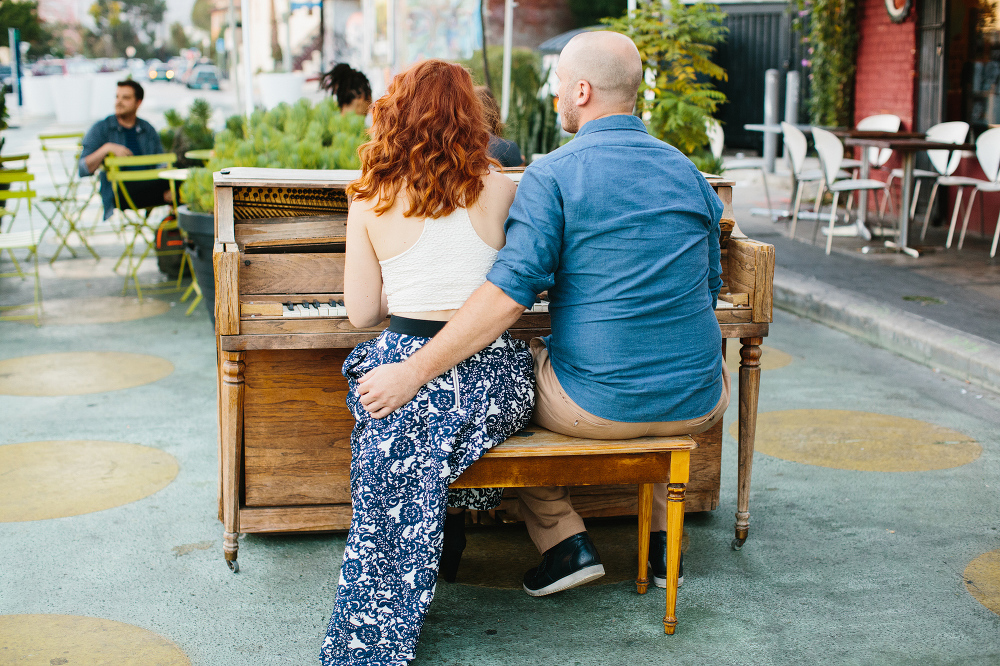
[485,0,577,50]
[852,0,918,192]
[853,0,918,132]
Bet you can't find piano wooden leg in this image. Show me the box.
[663,451,689,635]
[221,351,245,572]
[733,337,762,550]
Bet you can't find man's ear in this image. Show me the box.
[576,80,592,107]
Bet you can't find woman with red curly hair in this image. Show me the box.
[320,59,534,666]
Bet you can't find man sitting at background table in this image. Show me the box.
[79,79,172,220]
[353,30,730,597]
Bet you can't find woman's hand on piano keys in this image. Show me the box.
[357,362,424,419]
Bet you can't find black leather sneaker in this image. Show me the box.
[650,530,684,588]
[523,532,605,597]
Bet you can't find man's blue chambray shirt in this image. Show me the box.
[486,114,724,422]
[79,114,164,219]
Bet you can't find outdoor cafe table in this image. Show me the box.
[843,134,975,257]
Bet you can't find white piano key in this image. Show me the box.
[282,304,297,317]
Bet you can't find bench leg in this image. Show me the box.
[664,451,690,635]
[636,483,653,594]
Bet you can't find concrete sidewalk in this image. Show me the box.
[724,163,1000,393]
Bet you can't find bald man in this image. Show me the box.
[354,31,730,596]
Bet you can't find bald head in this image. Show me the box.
[559,31,642,113]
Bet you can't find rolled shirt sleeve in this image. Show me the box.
[486,168,564,308]
[699,174,724,304]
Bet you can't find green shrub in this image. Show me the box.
[603,0,728,173]
[460,46,562,161]
[180,97,368,213]
[160,98,215,168]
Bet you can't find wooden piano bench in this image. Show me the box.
[450,427,697,635]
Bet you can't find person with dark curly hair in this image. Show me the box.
[320,63,373,115]
[475,86,524,167]
[319,59,534,666]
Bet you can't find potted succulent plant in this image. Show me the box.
[179,97,367,319]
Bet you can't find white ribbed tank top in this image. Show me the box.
[379,207,498,313]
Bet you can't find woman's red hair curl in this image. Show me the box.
[348,59,497,218]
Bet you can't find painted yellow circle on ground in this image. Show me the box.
[725,341,793,373]
[8,297,170,325]
[0,440,178,522]
[965,549,1000,616]
[731,410,981,472]
[0,614,190,665]
[0,352,173,396]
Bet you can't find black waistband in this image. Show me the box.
[388,316,448,338]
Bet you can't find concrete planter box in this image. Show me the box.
[256,72,304,109]
[177,205,216,322]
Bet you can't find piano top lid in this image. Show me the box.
[214,167,360,187]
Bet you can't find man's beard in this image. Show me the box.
[560,102,580,134]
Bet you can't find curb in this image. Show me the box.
[773,268,1000,393]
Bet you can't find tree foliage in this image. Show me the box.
[794,0,857,127]
[460,46,561,160]
[191,0,213,33]
[602,0,728,173]
[169,22,190,52]
[0,0,55,57]
[87,0,167,57]
[568,0,627,26]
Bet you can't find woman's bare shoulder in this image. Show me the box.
[479,170,517,206]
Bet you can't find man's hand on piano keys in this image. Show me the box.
[357,362,425,419]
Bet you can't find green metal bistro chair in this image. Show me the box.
[104,152,187,300]
[37,132,100,263]
[0,172,43,326]
[0,154,30,233]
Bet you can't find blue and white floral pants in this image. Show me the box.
[320,330,534,666]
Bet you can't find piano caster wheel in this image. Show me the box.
[731,538,745,551]
[227,559,240,573]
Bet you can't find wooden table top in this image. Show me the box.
[843,136,975,151]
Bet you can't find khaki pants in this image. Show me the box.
[517,338,731,553]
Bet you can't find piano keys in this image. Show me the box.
[214,167,773,570]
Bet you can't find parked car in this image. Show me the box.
[186,66,220,90]
[148,64,174,82]
[31,59,67,76]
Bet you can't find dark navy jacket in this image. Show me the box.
[79,114,165,219]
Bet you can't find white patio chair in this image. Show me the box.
[709,120,775,220]
[782,121,831,239]
[811,126,891,255]
[877,121,970,239]
[951,127,1000,254]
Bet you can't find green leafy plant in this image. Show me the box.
[603,0,728,174]
[160,98,215,168]
[793,0,858,127]
[180,97,368,213]
[0,89,8,155]
[461,46,562,160]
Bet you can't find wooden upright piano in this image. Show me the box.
[214,168,773,571]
